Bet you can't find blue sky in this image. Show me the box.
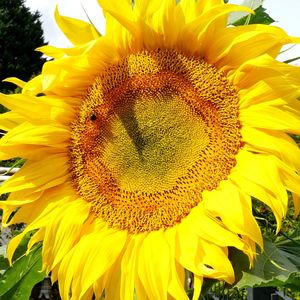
[25,0,300,62]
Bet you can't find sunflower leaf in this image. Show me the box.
[232,5,274,26]
[0,245,45,300]
[235,238,300,289]
[228,0,263,25]
[0,247,9,275]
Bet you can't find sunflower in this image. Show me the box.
[1,0,300,299]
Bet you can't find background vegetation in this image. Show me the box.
[0,0,46,94]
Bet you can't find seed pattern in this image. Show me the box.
[71,49,241,233]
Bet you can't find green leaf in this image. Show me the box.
[235,238,300,289]
[275,230,300,270]
[276,273,300,291]
[228,0,263,25]
[232,6,274,26]
[229,247,251,285]
[0,245,9,275]
[0,245,45,300]
[0,250,9,275]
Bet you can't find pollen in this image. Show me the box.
[70,49,241,233]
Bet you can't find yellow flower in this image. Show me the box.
[1,0,300,299]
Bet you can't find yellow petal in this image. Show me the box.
[22,75,43,96]
[274,157,300,195]
[138,231,170,300]
[104,255,122,300]
[232,150,289,232]
[1,122,69,146]
[238,78,300,110]
[0,93,75,125]
[0,154,69,194]
[241,127,300,170]
[179,4,253,55]
[207,25,293,70]
[196,0,226,14]
[167,259,187,300]
[55,6,100,45]
[292,193,300,218]
[0,144,63,161]
[148,0,181,48]
[173,225,234,282]
[178,0,198,23]
[134,0,163,19]
[193,275,203,300]
[45,199,90,269]
[195,0,230,30]
[0,112,24,131]
[3,193,44,226]
[239,104,300,135]
[76,229,127,298]
[6,232,27,264]
[7,194,75,263]
[98,0,138,36]
[36,45,65,58]
[27,229,44,253]
[135,276,148,300]
[37,41,98,58]
[0,189,43,225]
[183,203,245,249]
[120,235,143,300]
[3,77,26,88]
[203,181,263,248]
[0,93,39,113]
[229,54,300,89]
[40,56,94,95]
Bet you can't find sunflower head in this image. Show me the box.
[1,0,300,299]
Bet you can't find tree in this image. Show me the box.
[0,0,46,93]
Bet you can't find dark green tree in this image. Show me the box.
[0,0,46,93]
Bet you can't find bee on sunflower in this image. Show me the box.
[0,0,300,299]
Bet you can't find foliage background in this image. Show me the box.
[0,0,46,93]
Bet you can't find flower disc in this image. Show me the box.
[71,49,241,232]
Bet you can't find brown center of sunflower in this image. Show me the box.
[71,49,241,233]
